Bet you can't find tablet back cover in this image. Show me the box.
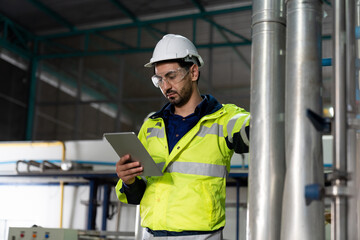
[104,132,163,176]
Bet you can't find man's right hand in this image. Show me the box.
[115,154,144,185]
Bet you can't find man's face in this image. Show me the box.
[155,62,194,107]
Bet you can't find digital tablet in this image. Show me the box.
[103,132,163,176]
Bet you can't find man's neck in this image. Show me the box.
[174,93,203,117]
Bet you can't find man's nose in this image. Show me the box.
[162,78,172,89]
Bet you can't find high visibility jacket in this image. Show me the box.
[115,100,250,232]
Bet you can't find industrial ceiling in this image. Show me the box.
[0,0,333,140]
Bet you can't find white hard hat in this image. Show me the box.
[144,34,204,68]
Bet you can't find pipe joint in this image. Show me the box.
[252,1,286,26]
[305,181,350,205]
[327,170,349,182]
[252,11,286,27]
[305,183,325,205]
[325,185,349,198]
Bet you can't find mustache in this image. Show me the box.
[166,90,177,95]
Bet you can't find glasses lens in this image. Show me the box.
[151,75,161,88]
[151,68,189,88]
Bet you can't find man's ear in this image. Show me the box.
[190,64,199,81]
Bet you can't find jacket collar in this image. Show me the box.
[150,94,222,119]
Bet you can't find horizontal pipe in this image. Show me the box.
[322,58,332,66]
[356,26,360,39]
[0,171,118,178]
[0,182,87,186]
[0,159,117,166]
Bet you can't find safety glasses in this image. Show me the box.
[151,67,190,88]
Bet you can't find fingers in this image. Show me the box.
[116,154,143,184]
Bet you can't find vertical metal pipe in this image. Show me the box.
[357,133,360,240]
[248,0,286,239]
[101,184,110,231]
[345,1,358,239]
[135,205,143,240]
[356,4,360,239]
[31,44,45,140]
[281,1,324,239]
[236,180,240,240]
[332,1,347,239]
[87,180,98,230]
[346,0,357,115]
[357,0,360,89]
[333,0,347,177]
[74,57,84,140]
[115,57,124,131]
[26,42,38,140]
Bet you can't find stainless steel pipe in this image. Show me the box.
[281,1,324,239]
[357,0,360,89]
[332,0,348,239]
[345,0,358,239]
[356,3,360,238]
[248,0,286,239]
[357,133,360,240]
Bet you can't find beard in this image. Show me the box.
[165,81,193,107]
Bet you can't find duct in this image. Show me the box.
[281,1,324,240]
[247,0,286,239]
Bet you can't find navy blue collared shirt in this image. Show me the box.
[163,96,209,153]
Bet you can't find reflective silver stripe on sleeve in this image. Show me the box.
[240,115,250,146]
[196,123,224,137]
[146,127,165,139]
[166,162,227,178]
[227,113,249,143]
[157,162,165,171]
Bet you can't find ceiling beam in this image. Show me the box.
[27,0,76,31]
[39,5,252,39]
[190,0,206,13]
[189,0,250,67]
[106,0,167,46]
[93,32,134,48]
[107,0,138,22]
[38,41,251,59]
[202,18,250,42]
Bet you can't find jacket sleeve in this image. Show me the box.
[225,108,250,154]
[115,176,146,205]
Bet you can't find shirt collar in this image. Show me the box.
[150,94,222,120]
[163,95,209,118]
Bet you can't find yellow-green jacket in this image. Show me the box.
[115,95,250,232]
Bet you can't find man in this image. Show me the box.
[115,34,250,239]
